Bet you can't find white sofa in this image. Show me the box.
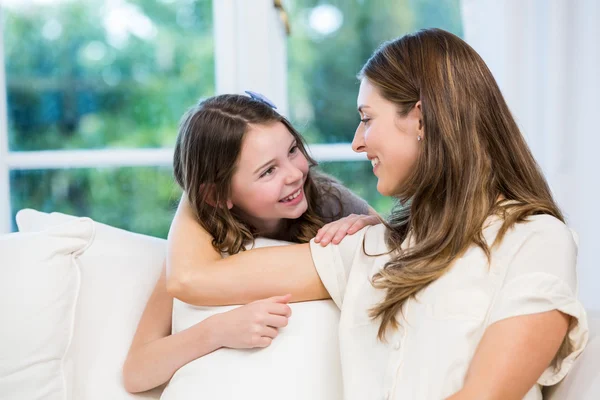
[0,209,598,400]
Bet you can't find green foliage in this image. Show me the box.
[6,0,213,236]
[10,167,181,237]
[287,0,462,216]
[6,0,462,236]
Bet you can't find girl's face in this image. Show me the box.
[352,78,423,196]
[229,121,309,234]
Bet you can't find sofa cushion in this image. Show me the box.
[161,236,343,400]
[16,209,165,400]
[0,219,93,400]
[16,210,344,400]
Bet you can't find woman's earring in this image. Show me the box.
[417,135,422,142]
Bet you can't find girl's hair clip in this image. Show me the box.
[245,90,278,109]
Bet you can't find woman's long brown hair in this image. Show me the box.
[361,29,564,340]
[173,94,342,255]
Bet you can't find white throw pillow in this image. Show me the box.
[0,218,93,400]
[16,210,344,400]
[161,238,344,400]
[16,209,165,400]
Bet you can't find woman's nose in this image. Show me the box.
[352,125,366,153]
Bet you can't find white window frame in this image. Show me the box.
[0,0,363,234]
[0,10,11,234]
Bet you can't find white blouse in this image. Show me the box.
[309,214,588,400]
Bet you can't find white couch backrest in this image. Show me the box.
[17,209,165,400]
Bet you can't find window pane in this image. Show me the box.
[9,163,392,235]
[3,0,214,151]
[287,0,462,211]
[10,167,180,237]
[287,0,463,144]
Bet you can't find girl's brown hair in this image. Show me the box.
[173,94,341,254]
[360,29,564,339]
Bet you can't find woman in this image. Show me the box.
[166,29,588,400]
[122,93,379,393]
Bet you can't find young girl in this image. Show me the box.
[122,93,379,393]
[166,29,588,400]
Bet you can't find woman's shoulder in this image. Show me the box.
[487,212,574,243]
[510,214,576,245]
[492,214,578,281]
[483,213,577,265]
[355,223,390,258]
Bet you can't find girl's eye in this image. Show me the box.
[289,145,299,155]
[360,118,371,125]
[260,167,275,178]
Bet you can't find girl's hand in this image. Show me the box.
[314,214,381,247]
[211,294,292,349]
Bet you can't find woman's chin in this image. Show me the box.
[376,181,391,197]
[377,176,405,197]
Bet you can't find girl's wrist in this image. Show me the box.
[190,313,225,352]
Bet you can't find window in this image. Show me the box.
[2,0,463,235]
[11,167,178,238]
[2,0,214,235]
[286,0,463,212]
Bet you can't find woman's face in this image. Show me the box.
[229,121,309,234]
[352,78,423,196]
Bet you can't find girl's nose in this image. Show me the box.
[285,164,304,185]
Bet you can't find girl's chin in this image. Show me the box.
[289,200,308,218]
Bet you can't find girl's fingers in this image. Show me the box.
[254,336,273,348]
[347,219,368,234]
[265,314,289,328]
[314,229,323,242]
[315,223,336,242]
[320,230,337,246]
[317,215,371,246]
[321,220,355,245]
[263,294,291,304]
[347,216,380,234]
[261,326,279,339]
[331,219,362,244]
[266,302,292,317]
[331,227,352,244]
[317,225,337,246]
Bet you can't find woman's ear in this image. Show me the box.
[415,100,424,137]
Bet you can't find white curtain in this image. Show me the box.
[461,0,600,311]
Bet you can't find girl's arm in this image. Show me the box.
[166,194,222,284]
[123,264,292,393]
[122,266,220,393]
[445,310,570,400]
[166,194,329,306]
